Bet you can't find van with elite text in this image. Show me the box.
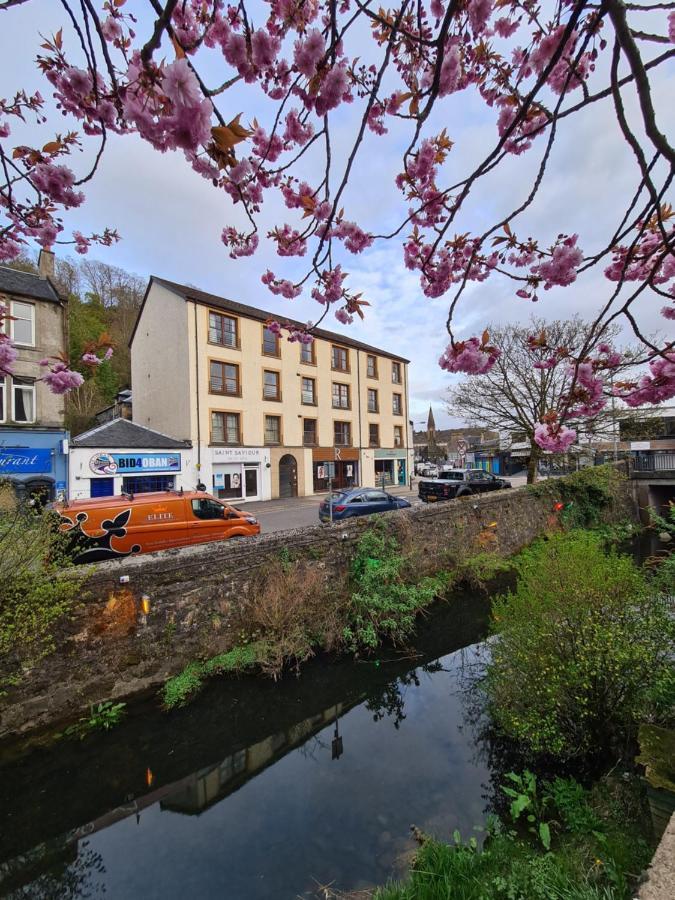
[54,490,260,564]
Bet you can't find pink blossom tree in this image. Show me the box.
[0,0,673,448]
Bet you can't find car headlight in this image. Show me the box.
[244,516,258,525]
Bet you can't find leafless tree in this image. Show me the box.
[447,317,632,483]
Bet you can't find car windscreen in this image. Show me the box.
[327,492,347,502]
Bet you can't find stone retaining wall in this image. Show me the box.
[0,477,636,741]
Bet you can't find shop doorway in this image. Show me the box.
[279,454,298,498]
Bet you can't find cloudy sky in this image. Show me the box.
[2,2,673,429]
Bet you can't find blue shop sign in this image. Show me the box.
[89,452,182,476]
[0,448,53,474]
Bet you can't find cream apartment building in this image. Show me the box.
[130,277,412,501]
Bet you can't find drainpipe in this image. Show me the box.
[403,361,410,487]
[356,348,363,486]
[193,302,202,486]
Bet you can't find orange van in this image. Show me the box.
[54,490,260,564]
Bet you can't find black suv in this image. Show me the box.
[418,468,512,503]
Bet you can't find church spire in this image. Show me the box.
[427,405,436,435]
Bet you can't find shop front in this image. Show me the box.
[374,448,407,487]
[211,447,271,503]
[69,419,193,499]
[312,447,360,492]
[0,429,69,502]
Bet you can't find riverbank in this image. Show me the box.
[0,467,636,742]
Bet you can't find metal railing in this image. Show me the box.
[631,451,675,472]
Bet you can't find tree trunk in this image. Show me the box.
[527,445,541,484]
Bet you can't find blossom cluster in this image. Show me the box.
[0,0,671,418]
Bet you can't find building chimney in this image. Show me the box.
[38,249,55,280]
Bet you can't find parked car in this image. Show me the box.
[319,488,411,522]
[54,490,260,564]
[416,462,440,478]
[418,469,512,503]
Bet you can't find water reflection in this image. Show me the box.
[0,593,493,899]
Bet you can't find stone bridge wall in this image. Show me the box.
[0,477,636,741]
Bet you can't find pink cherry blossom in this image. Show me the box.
[668,11,675,43]
[0,336,18,375]
[468,0,493,36]
[221,228,259,258]
[531,235,583,289]
[315,63,349,116]
[283,110,314,146]
[101,16,122,43]
[41,362,84,394]
[439,337,500,374]
[494,17,518,39]
[615,353,675,407]
[163,59,202,108]
[534,423,577,452]
[251,29,280,70]
[31,162,84,208]
[293,30,325,78]
[262,270,302,299]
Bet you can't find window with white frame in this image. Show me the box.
[0,377,5,423]
[12,377,35,423]
[4,301,35,347]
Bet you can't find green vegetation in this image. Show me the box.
[162,523,455,705]
[485,531,675,760]
[526,464,625,529]
[375,773,652,900]
[64,701,127,738]
[0,487,83,693]
[343,524,451,653]
[163,642,267,708]
[456,551,515,590]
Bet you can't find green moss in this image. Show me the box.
[162,641,268,709]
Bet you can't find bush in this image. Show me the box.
[484,531,674,760]
[0,487,83,691]
[343,525,449,653]
[526,465,625,529]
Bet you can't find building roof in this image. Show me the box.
[413,426,494,445]
[0,266,61,303]
[72,417,191,449]
[131,276,410,363]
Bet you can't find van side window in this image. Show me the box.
[191,498,225,520]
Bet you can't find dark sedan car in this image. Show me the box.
[319,488,411,522]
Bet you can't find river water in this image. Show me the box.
[0,593,498,899]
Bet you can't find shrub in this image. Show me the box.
[484,531,674,760]
[245,557,342,676]
[0,487,83,691]
[343,524,449,654]
[526,464,625,529]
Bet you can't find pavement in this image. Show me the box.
[241,473,531,534]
